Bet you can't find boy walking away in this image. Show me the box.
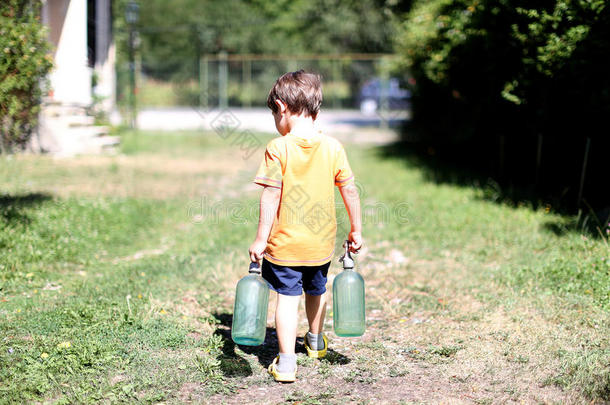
[249,70,363,382]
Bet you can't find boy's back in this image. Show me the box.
[248,69,362,383]
[254,130,354,266]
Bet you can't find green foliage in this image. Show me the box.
[250,0,397,54]
[114,0,406,108]
[123,0,398,81]
[395,0,469,84]
[0,0,53,152]
[394,0,610,208]
[396,0,608,112]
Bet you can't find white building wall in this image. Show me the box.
[45,0,92,105]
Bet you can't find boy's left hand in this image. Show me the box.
[249,239,267,263]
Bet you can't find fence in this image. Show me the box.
[117,53,399,110]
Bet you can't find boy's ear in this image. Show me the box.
[274,99,287,114]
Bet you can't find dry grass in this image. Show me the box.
[2,151,258,200]
[204,236,606,404]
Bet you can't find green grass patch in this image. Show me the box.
[0,130,608,402]
[356,146,610,310]
[120,130,229,156]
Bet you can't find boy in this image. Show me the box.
[248,70,363,383]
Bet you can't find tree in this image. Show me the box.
[129,0,398,81]
[394,0,610,208]
[396,0,609,137]
[0,0,53,152]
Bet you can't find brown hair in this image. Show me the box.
[267,70,323,118]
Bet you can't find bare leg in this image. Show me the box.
[305,292,326,334]
[275,293,300,354]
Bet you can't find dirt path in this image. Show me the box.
[199,246,589,404]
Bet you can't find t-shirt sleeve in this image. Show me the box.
[334,143,355,187]
[254,141,283,188]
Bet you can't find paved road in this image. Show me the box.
[111,107,409,144]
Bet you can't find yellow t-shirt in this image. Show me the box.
[253,131,355,266]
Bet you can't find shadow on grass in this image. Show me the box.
[0,193,53,224]
[376,135,610,238]
[541,206,610,239]
[212,312,275,375]
[377,139,538,205]
[212,312,350,374]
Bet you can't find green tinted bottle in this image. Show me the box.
[231,262,269,346]
[333,242,365,337]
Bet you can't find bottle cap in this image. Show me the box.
[249,262,261,274]
[340,240,354,269]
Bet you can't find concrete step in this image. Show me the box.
[92,125,110,136]
[53,137,120,157]
[65,115,95,127]
[38,102,119,157]
[96,135,121,147]
[70,125,110,137]
[43,106,88,118]
[57,128,108,142]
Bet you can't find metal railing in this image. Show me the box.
[120,53,399,111]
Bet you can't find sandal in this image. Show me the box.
[305,334,327,359]
[268,356,297,382]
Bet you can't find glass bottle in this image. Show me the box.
[231,262,269,346]
[333,241,366,337]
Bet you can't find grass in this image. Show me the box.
[0,129,608,403]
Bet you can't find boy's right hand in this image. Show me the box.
[346,232,363,253]
[249,238,267,263]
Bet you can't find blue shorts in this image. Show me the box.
[261,258,330,296]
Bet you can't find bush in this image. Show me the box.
[394,0,610,209]
[0,0,53,153]
[396,0,609,126]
